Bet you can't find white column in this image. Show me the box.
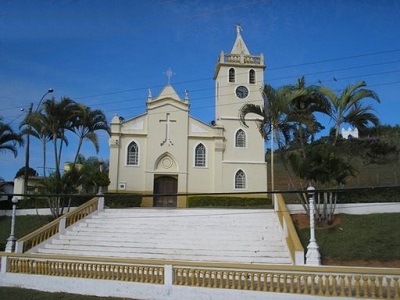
[5,196,18,253]
[306,186,321,265]
[164,265,173,286]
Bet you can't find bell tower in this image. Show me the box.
[213,25,266,167]
[214,24,265,122]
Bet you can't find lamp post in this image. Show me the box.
[306,186,321,265]
[98,158,104,195]
[23,88,54,197]
[5,196,19,252]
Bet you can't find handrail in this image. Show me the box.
[275,193,304,265]
[1,252,399,298]
[16,197,100,253]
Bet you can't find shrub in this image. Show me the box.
[187,196,272,208]
[15,195,92,209]
[104,193,142,208]
[337,186,400,203]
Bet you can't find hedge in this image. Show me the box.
[187,196,272,208]
[0,196,89,210]
[104,194,142,208]
[336,186,400,203]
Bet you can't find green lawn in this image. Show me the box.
[0,215,52,251]
[0,287,134,300]
[295,213,400,262]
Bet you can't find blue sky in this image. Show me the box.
[1,0,400,181]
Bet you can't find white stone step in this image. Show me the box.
[66,227,282,240]
[41,243,288,256]
[51,238,286,251]
[36,248,292,264]
[33,208,293,265]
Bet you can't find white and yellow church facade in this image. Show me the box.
[108,26,268,207]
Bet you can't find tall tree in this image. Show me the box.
[71,105,110,167]
[40,97,78,181]
[319,81,380,145]
[286,77,330,156]
[0,117,23,157]
[20,112,52,176]
[239,81,326,189]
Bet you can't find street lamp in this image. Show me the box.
[98,158,104,194]
[305,186,321,265]
[5,196,19,252]
[23,88,54,196]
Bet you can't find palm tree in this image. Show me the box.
[20,112,52,177]
[71,105,110,167]
[239,83,308,190]
[41,97,79,180]
[287,77,330,155]
[319,81,380,145]
[0,117,23,157]
[240,81,327,149]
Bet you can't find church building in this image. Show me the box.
[108,26,268,207]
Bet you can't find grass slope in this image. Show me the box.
[0,215,51,251]
[295,213,400,263]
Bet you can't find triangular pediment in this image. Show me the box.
[154,85,181,101]
[147,84,189,112]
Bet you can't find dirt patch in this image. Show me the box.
[291,213,342,230]
[291,214,400,268]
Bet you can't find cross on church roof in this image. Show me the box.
[164,67,175,85]
[236,23,243,36]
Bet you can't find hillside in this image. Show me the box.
[268,127,400,191]
[271,159,400,191]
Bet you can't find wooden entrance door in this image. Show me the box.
[153,176,177,207]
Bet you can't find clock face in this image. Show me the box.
[236,86,249,99]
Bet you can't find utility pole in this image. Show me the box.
[23,103,33,198]
[23,88,54,197]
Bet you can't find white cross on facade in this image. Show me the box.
[160,113,176,146]
[164,67,175,85]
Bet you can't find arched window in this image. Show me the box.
[235,170,246,189]
[127,141,139,165]
[195,143,206,167]
[229,68,235,83]
[249,69,256,84]
[235,129,246,148]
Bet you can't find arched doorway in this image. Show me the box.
[153,175,177,207]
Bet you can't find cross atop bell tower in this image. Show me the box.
[231,24,250,55]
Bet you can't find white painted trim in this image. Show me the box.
[193,142,208,168]
[234,169,247,190]
[287,202,400,215]
[0,270,320,300]
[125,139,140,167]
[234,128,247,149]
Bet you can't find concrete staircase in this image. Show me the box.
[32,208,293,265]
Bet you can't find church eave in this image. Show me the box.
[147,99,189,111]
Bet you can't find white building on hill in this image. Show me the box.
[108,26,268,207]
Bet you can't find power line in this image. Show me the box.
[1,48,400,122]
[268,49,400,71]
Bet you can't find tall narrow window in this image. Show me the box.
[235,170,246,189]
[249,69,256,84]
[235,129,246,148]
[195,143,206,167]
[229,68,235,83]
[127,141,139,165]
